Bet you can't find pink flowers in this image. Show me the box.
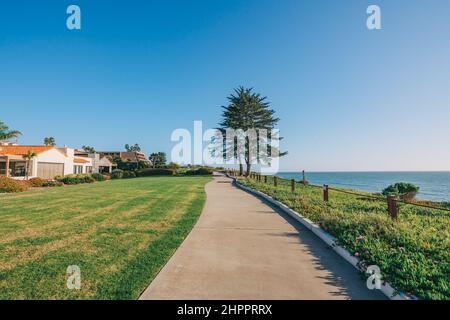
[354,252,360,257]
[365,250,369,255]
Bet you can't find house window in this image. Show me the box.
[85,166,93,174]
[0,162,6,176]
[73,165,83,174]
[10,161,27,177]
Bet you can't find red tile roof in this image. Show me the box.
[0,146,63,156]
[74,157,90,164]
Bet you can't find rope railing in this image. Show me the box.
[227,170,450,219]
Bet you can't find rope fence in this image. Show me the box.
[226,170,450,220]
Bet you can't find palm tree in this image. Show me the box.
[44,137,56,146]
[82,145,96,153]
[0,120,22,141]
[24,150,37,180]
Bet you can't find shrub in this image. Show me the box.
[122,171,136,179]
[42,180,64,187]
[185,167,213,175]
[56,175,79,185]
[91,173,105,181]
[136,168,174,177]
[56,174,95,185]
[28,178,63,188]
[0,177,29,193]
[80,174,95,184]
[382,182,420,201]
[28,177,46,187]
[111,169,124,179]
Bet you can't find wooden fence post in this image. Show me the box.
[291,179,295,192]
[264,175,267,183]
[302,170,306,185]
[274,176,278,187]
[387,195,398,220]
[323,185,329,202]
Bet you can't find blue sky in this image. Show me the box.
[1,0,449,171]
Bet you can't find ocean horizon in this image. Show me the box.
[276,171,450,202]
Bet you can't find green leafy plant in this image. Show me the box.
[111,169,124,179]
[56,174,95,184]
[43,137,56,146]
[0,120,22,140]
[91,173,105,181]
[382,182,420,201]
[122,171,136,179]
[42,180,63,187]
[136,168,174,177]
[185,168,213,175]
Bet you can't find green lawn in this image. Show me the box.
[240,177,450,300]
[0,176,211,299]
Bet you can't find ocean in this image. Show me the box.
[277,172,450,202]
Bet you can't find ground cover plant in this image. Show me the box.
[240,177,450,300]
[0,176,211,299]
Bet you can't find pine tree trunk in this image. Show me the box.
[245,162,251,177]
[239,163,243,176]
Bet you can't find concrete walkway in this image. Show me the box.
[140,175,386,300]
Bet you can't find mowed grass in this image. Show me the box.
[0,176,211,299]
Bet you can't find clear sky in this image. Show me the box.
[1,0,449,171]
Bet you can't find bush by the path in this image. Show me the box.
[136,168,174,177]
[0,177,29,193]
[185,168,213,175]
[382,182,420,201]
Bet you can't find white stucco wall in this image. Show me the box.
[10,147,96,179]
[31,149,68,178]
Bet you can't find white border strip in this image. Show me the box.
[232,177,417,301]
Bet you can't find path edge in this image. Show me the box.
[232,177,418,301]
[138,177,214,300]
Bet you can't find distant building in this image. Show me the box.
[0,145,116,179]
[74,149,116,174]
[98,151,150,164]
[0,141,19,146]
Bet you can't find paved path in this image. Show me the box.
[140,175,386,300]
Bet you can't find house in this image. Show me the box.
[74,149,115,174]
[0,141,18,146]
[98,150,150,165]
[0,145,115,180]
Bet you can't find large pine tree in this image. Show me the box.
[218,86,286,176]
